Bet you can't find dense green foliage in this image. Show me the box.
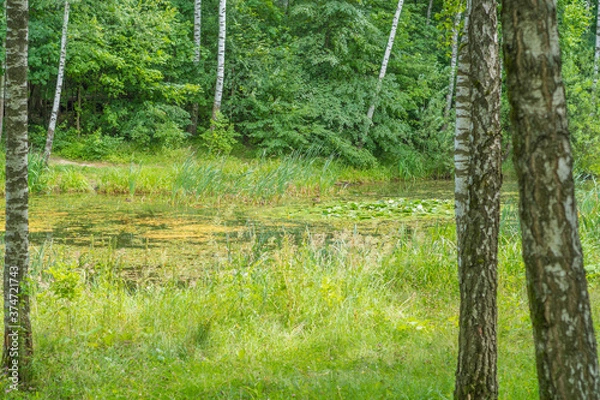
[4,0,600,171]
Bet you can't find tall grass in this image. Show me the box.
[3,201,581,398]
[20,150,359,204]
[5,176,600,398]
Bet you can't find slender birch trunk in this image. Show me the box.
[0,5,7,141]
[361,0,404,146]
[502,0,600,397]
[0,60,5,141]
[190,0,201,135]
[454,0,502,395]
[3,0,32,388]
[76,84,81,132]
[44,0,69,164]
[443,9,462,121]
[426,0,434,26]
[211,0,226,129]
[593,0,600,91]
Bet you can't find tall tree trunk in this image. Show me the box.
[0,5,7,141]
[593,0,600,91]
[443,9,463,121]
[211,0,226,129]
[0,60,5,142]
[454,0,502,396]
[502,0,600,398]
[426,0,434,26]
[361,0,404,147]
[2,0,31,389]
[44,0,69,164]
[189,0,201,135]
[76,84,81,133]
[454,0,471,267]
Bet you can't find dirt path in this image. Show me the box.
[49,157,115,168]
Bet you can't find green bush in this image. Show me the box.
[125,102,191,149]
[59,130,124,161]
[201,111,240,154]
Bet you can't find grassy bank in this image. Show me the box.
[18,148,410,205]
[1,182,600,398]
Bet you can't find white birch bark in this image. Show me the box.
[362,0,404,145]
[593,0,600,91]
[190,0,202,135]
[0,57,5,141]
[44,0,69,164]
[426,0,434,26]
[194,0,201,64]
[444,9,463,120]
[211,0,226,127]
[454,0,471,245]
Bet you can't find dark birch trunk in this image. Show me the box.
[2,0,31,389]
[44,0,69,164]
[454,0,502,396]
[503,0,600,398]
[0,5,6,141]
[76,84,81,133]
[0,61,5,141]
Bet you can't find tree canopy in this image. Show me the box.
[0,0,597,173]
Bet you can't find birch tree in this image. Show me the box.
[2,0,32,387]
[361,0,404,146]
[0,5,6,141]
[593,0,600,90]
[211,0,226,129]
[502,0,600,397]
[454,0,502,396]
[190,0,201,135]
[44,0,69,164]
[0,44,5,142]
[426,0,434,26]
[443,7,463,122]
[453,0,471,264]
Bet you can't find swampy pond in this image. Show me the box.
[5,178,523,287]
[0,178,575,399]
[21,180,468,281]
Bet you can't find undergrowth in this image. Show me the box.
[1,169,600,398]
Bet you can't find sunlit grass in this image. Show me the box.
[3,178,600,398]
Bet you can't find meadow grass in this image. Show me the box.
[1,158,599,398]
[0,148,406,205]
[6,183,600,399]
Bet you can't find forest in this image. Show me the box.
[1,0,600,398]
[8,0,600,174]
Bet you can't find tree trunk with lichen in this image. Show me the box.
[454,0,502,396]
[2,0,32,389]
[502,0,600,398]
